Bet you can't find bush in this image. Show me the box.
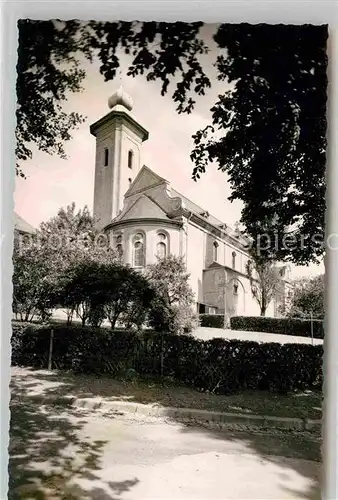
[230,316,324,339]
[148,300,198,335]
[11,321,323,394]
[199,314,224,328]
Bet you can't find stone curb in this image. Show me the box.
[71,397,321,432]
[22,392,321,433]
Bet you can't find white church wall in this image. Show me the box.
[110,222,181,268]
[119,130,142,206]
[93,132,116,229]
[185,221,207,304]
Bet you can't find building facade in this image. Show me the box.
[91,87,293,318]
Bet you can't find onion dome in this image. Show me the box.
[108,85,133,111]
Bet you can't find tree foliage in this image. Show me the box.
[58,261,101,327]
[38,202,116,270]
[246,249,282,317]
[12,243,54,322]
[13,203,118,323]
[90,263,155,330]
[17,21,328,265]
[287,275,324,319]
[16,20,91,177]
[146,255,198,333]
[191,24,327,265]
[58,261,155,329]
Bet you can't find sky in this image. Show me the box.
[14,23,324,279]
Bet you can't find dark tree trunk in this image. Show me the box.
[260,295,267,316]
[110,316,118,330]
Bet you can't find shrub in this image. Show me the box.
[11,321,323,394]
[146,255,196,334]
[230,316,324,339]
[199,314,224,328]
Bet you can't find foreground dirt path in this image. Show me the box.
[8,368,321,499]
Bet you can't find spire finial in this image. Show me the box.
[108,85,133,112]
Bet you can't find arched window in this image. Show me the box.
[116,244,123,257]
[157,242,166,258]
[104,148,109,167]
[133,233,145,267]
[156,232,167,258]
[232,251,236,269]
[128,150,134,169]
[128,177,132,185]
[233,283,239,295]
[213,241,218,262]
[115,235,123,257]
[247,259,252,274]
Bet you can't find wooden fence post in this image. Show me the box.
[48,328,54,370]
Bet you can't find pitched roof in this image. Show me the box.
[170,188,225,228]
[14,212,36,234]
[122,165,249,246]
[125,165,168,198]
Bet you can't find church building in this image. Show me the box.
[90,87,292,318]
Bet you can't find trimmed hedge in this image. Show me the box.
[11,321,323,394]
[230,316,324,339]
[199,314,224,328]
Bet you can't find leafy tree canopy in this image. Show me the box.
[58,260,155,329]
[12,243,54,322]
[146,255,198,333]
[38,202,117,272]
[13,203,118,323]
[287,274,324,319]
[17,20,328,265]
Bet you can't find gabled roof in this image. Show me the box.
[122,165,249,246]
[117,194,169,222]
[171,188,225,229]
[125,165,168,198]
[14,212,36,234]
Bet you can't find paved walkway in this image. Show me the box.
[9,369,321,499]
[51,309,323,345]
[194,327,323,345]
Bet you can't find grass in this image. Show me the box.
[20,368,322,421]
[78,375,322,420]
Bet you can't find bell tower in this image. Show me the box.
[90,86,149,230]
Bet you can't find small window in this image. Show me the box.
[104,148,109,167]
[128,150,134,169]
[157,232,168,258]
[233,283,238,295]
[213,241,218,262]
[116,244,123,257]
[115,235,123,257]
[232,251,236,269]
[247,259,252,274]
[157,242,166,259]
[133,233,145,267]
[128,177,132,184]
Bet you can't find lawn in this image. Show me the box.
[13,368,322,421]
[71,374,322,420]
